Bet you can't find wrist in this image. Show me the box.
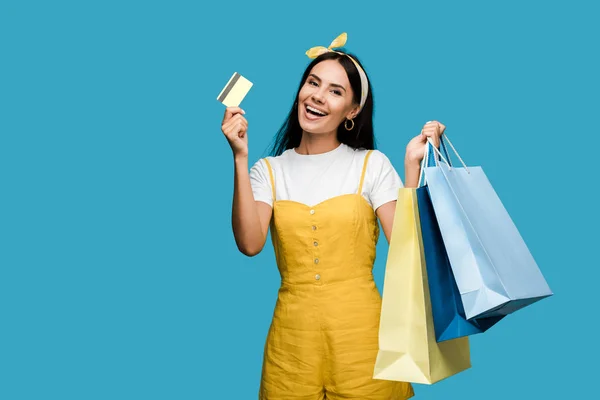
[404,156,421,169]
[234,153,249,164]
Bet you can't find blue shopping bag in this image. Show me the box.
[423,138,553,320]
[418,144,503,342]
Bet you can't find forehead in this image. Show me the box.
[309,59,350,87]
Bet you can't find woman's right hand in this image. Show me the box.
[221,107,249,157]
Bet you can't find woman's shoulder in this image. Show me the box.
[251,149,293,171]
[349,146,393,165]
[359,148,400,176]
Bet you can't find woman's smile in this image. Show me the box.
[303,103,329,121]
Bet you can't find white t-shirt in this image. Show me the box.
[249,143,404,210]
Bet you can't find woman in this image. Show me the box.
[220,33,444,399]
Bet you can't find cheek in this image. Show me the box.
[328,98,350,117]
[298,84,312,101]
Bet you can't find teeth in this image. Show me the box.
[307,105,327,116]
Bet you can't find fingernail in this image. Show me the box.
[241,109,246,114]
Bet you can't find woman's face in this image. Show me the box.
[297,59,359,135]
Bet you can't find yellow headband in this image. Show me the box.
[305,32,369,113]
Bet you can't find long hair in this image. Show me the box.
[268,51,375,156]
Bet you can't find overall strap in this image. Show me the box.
[357,150,373,194]
[263,158,276,201]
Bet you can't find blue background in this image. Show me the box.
[1,0,598,398]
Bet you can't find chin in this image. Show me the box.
[299,121,331,135]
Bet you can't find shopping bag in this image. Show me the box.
[423,137,553,320]
[418,143,504,342]
[373,188,471,384]
[418,185,504,341]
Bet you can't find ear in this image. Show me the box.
[346,105,360,120]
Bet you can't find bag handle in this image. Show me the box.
[418,134,470,187]
[428,138,452,168]
[418,139,451,187]
[428,135,470,172]
[439,134,469,171]
[417,142,438,186]
[440,137,452,167]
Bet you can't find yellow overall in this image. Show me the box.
[259,151,414,400]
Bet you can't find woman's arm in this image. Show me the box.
[221,106,272,257]
[376,121,447,242]
[403,121,446,188]
[376,201,397,244]
[232,155,272,257]
[403,161,421,188]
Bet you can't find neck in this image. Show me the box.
[295,130,341,155]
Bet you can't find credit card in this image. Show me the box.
[217,72,253,107]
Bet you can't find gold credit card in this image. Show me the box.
[217,72,253,107]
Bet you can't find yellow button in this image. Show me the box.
[315,274,321,280]
[310,209,315,215]
[314,258,319,264]
[314,241,318,247]
[312,225,317,231]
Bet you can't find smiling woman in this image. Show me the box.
[268,50,374,156]
[219,32,444,400]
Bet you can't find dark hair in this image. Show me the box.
[267,51,375,156]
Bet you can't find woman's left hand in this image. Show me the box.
[405,121,446,165]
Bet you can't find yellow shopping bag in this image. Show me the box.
[373,188,471,384]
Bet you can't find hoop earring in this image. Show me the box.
[344,118,355,131]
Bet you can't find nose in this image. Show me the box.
[311,87,326,104]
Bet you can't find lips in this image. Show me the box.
[304,103,329,121]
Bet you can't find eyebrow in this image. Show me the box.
[308,74,347,92]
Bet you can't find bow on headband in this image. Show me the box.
[305,32,369,113]
[305,32,348,59]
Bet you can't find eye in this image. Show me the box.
[332,89,342,96]
[308,80,318,87]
